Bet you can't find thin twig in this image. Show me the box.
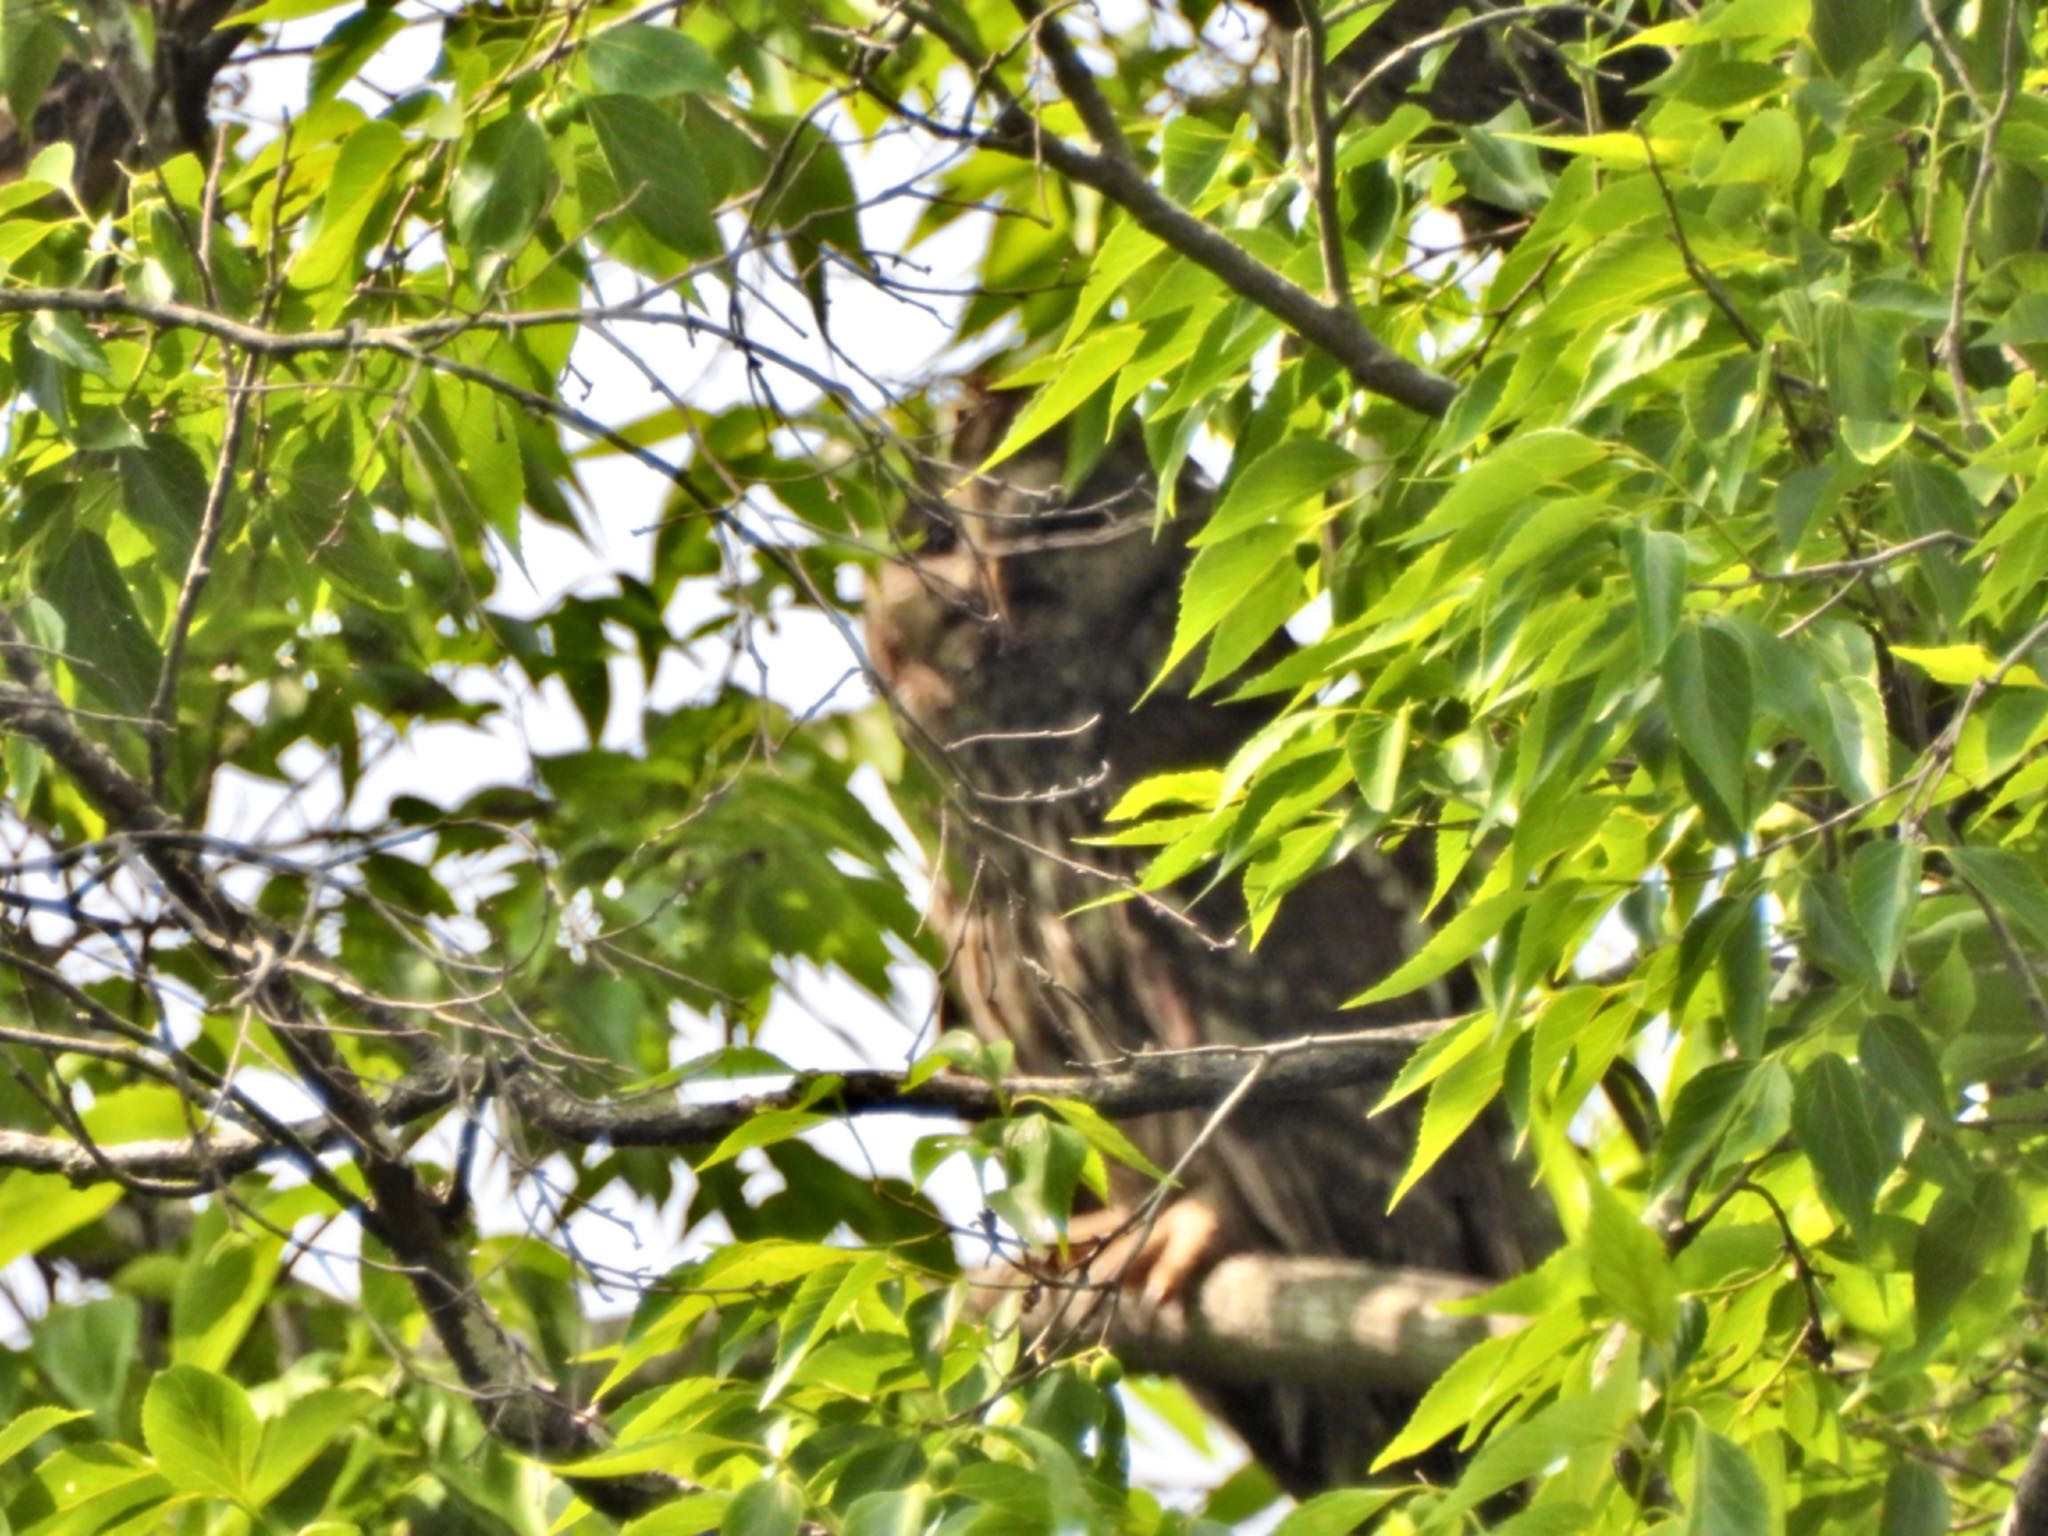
[1935,0,2022,444]
[148,358,255,793]
[1641,128,1762,351]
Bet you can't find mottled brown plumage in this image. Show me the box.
[866,413,1539,1492]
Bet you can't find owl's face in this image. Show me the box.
[864,434,1186,747]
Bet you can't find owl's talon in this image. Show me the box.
[1055,1198,1223,1309]
[1125,1197,1223,1309]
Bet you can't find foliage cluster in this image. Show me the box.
[0,0,2045,1533]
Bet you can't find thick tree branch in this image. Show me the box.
[0,1018,1450,1180]
[2008,1416,2048,1536]
[880,6,1456,416]
[978,113,1454,414]
[1101,1254,1501,1394]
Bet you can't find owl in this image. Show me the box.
[866,401,1540,1492]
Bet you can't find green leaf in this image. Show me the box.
[1661,620,1754,839]
[1847,839,1920,986]
[274,422,405,609]
[844,1487,929,1536]
[1158,523,1306,683]
[1272,1488,1409,1536]
[172,1230,280,1373]
[696,1108,832,1170]
[1857,1015,1949,1124]
[119,434,210,568]
[1390,1036,1503,1207]
[1585,1178,1678,1343]
[1878,1460,1950,1536]
[1791,1052,1889,1232]
[626,1493,736,1535]
[0,1405,90,1468]
[1945,846,2048,952]
[1684,1432,1773,1536]
[1352,890,1533,1007]
[450,114,553,260]
[1914,1171,2029,1335]
[1159,114,1232,204]
[1405,429,1608,548]
[761,1250,885,1404]
[1373,1311,1556,1468]
[286,118,405,290]
[1346,706,1410,814]
[224,0,354,25]
[142,1365,261,1504]
[1890,643,2022,686]
[1705,108,1800,186]
[755,113,867,314]
[587,93,722,258]
[37,530,163,715]
[1036,1097,1168,1181]
[312,5,405,104]
[1200,439,1366,545]
[1721,896,1770,1057]
[586,24,727,97]
[723,1475,803,1536]
[1625,527,1687,667]
[981,326,1144,469]
[29,309,111,377]
[1653,1060,1755,1197]
[1438,1341,1637,1516]
[1810,0,1899,73]
[251,1388,372,1503]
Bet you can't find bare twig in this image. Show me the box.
[1933,0,2023,443]
[1294,3,1351,307]
[148,358,256,794]
[1641,129,1762,351]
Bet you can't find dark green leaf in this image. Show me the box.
[118,434,210,568]
[451,114,554,260]
[1792,1052,1889,1232]
[1661,620,1753,839]
[587,93,721,259]
[1684,1431,1772,1536]
[1654,1060,1755,1197]
[723,1475,803,1536]
[1915,1171,2029,1334]
[1848,839,1920,986]
[587,23,727,97]
[1858,1015,1950,1124]
[1946,846,2048,953]
[1625,526,1687,667]
[38,530,163,715]
[1878,1460,1949,1536]
[1810,0,1903,75]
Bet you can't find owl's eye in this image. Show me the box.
[916,515,961,556]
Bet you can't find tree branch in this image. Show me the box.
[879,7,1456,415]
[0,615,677,1518]
[0,1018,1450,1180]
[2007,1415,2048,1536]
[1099,1254,1501,1394]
